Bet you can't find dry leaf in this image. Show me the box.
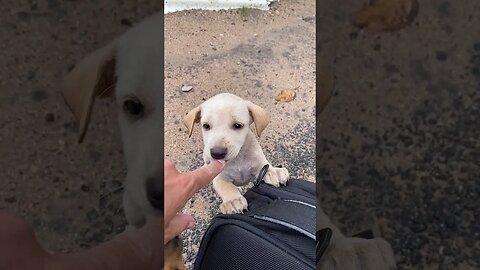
[353,0,418,32]
[275,88,297,102]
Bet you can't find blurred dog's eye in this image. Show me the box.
[123,98,144,118]
[233,123,244,129]
[203,123,211,130]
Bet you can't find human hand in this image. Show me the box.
[164,160,224,244]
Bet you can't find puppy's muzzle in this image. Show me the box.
[146,176,163,210]
[210,147,227,160]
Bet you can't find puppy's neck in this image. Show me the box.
[220,130,267,185]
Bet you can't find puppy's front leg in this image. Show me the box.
[213,177,248,214]
[263,164,289,187]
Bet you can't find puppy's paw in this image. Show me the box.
[165,236,185,270]
[264,167,289,187]
[320,237,396,270]
[220,195,248,214]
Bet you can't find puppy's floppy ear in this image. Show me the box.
[183,106,201,138]
[62,39,118,143]
[246,101,270,137]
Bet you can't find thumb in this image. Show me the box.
[164,214,194,244]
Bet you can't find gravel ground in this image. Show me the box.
[318,1,480,269]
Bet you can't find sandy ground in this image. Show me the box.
[318,1,480,269]
[0,0,315,269]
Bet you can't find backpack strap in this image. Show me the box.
[246,199,316,240]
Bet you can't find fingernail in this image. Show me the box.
[217,160,225,165]
[187,220,195,229]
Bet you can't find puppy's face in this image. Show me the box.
[115,15,164,211]
[201,94,252,163]
[61,13,165,214]
[184,93,270,164]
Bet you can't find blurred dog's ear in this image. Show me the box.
[246,101,270,137]
[62,39,118,143]
[183,106,201,138]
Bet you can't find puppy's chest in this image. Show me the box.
[222,161,259,186]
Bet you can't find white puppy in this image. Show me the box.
[183,93,289,214]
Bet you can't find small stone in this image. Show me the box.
[31,90,48,102]
[81,184,90,192]
[302,16,315,23]
[120,18,132,26]
[436,51,447,62]
[45,113,55,122]
[410,222,427,233]
[181,84,193,92]
[5,197,16,203]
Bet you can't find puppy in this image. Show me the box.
[183,93,289,214]
[61,13,184,270]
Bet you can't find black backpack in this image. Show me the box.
[193,168,318,270]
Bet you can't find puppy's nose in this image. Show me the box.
[210,147,227,160]
[146,176,163,210]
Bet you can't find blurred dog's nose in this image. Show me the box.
[146,176,163,210]
[210,147,227,159]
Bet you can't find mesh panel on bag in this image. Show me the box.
[199,225,312,270]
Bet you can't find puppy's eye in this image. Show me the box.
[123,98,144,118]
[233,123,244,129]
[203,123,211,130]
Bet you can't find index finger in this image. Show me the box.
[181,160,224,198]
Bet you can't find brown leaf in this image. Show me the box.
[275,88,297,102]
[353,0,418,32]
